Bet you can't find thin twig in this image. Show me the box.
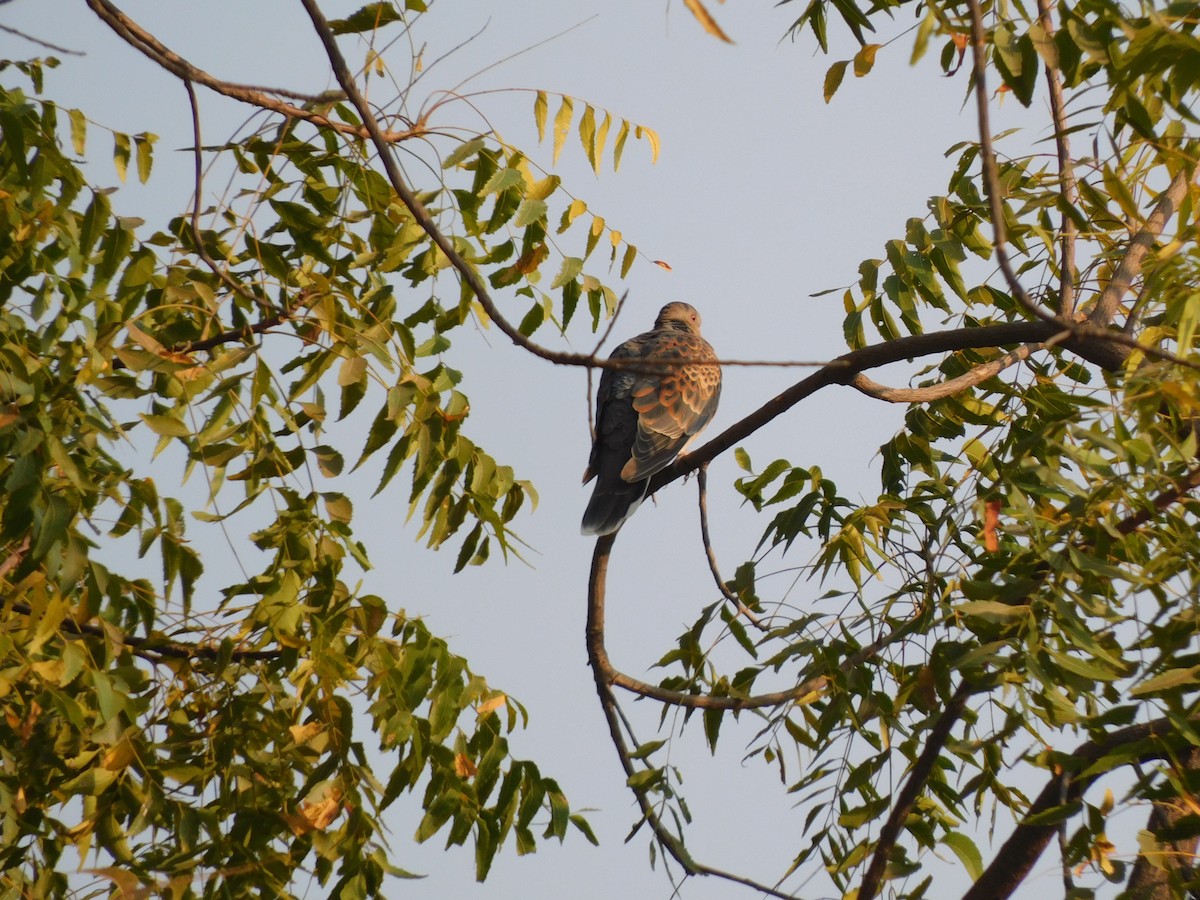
[0,23,85,55]
[966,0,1048,323]
[697,466,765,630]
[183,79,278,316]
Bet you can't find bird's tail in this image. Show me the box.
[580,478,649,536]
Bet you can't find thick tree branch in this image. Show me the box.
[1125,746,1200,898]
[652,321,1066,494]
[1088,167,1194,327]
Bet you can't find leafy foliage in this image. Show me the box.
[0,2,658,885]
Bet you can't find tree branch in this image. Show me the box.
[83,0,425,143]
[2,600,282,663]
[964,0,1198,368]
[585,534,795,899]
[697,466,765,630]
[859,680,975,900]
[850,341,1044,403]
[1088,167,1194,327]
[1124,746,1200,898]
[1035,0,1078,318]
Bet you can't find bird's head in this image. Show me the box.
[655,301,702,335]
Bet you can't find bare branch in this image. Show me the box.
[84,0,420,143]
[850,341,1045,403]
[1088,167,1194,327]
[1035,0,1078,317]
[0,23,85,55]
[586,535,795,898]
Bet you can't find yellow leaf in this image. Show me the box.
[683,0,734,42]
[854,44,881,77]
[476,693,507,716]
[637,125,661,164]
[553,96,573,165]
[454,753,478,777]
[289,722,324,746]
[533,90,548,142]
[102,737,136,772]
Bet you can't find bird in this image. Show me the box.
[581,302,722,536]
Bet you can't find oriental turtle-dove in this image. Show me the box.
[581,302,722,536]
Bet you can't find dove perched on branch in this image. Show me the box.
[581,302,722,536]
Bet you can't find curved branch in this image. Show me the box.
[587,527,925,710]
[651,320,1062,494]
[850,341,1044,403]
[963,718,1183,900]
[84,0,423,143]
[585,535,795,899]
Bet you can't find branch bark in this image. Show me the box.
[1125,746,1200,899]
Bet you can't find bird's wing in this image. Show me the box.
[621,333,721,481]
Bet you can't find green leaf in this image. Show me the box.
[329,3,403,34]
[134,133,156,184]
[140,414,191,438]
[1131,666,1200,697]
[513,198,547,228]
[943,832,983,880]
